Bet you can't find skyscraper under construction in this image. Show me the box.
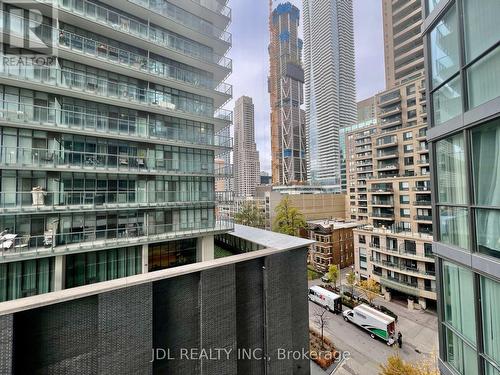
[269,1,307,185]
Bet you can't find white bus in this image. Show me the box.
[308,285,342,314]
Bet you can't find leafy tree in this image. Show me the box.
[327,265,339,289]
[234,201,265,228]
[359,278,380,305]
[379,353,439,375]
[346,269,356,299]
[272,196,306,236]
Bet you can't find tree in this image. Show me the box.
[234,201,265,228]
[272,196,306,236]
[327,265,339,289]
[312,307,330,349]
[379,353,439,375]
[359,279,380,305]
[346,269,356,299]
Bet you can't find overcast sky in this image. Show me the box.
[226,0,385,173]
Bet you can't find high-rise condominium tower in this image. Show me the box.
[382,0,425,88]
[269,1,307,185]
[0,0,234,302]
[234,96,260,197]
[303,0,357,186]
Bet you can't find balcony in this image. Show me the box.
[413,200,432,206]
[413,186,431,192]
[0,66,233,123]
[124,0,232,44]
[417,145,429,153]
[371,199,394,207]
[371,259,435,279]
[380,277,436,298]
[368,186,394,193]
[380,116,402,128]
[414,215,433,222]
[375,151,399,160]
[369,212,395,220]
[375,137,398,148]
[417,158,430,165]
[0,146,220,177]
[379,106,401,118]
[0,100,232,150]
[0,220,234,263]
[0,190,215,214]
[378,91,401,106]
[416,128,427,140]
[376,163,399,172]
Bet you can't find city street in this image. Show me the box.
[308,277,438,375]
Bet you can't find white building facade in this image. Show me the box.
[303,0,357,186]
[233,96,260,197]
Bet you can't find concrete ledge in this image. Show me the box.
[0,237,311,316]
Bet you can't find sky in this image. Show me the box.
[226,0,385,174]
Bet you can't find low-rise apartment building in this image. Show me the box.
[353,225,435,309]
[307,219,358,272]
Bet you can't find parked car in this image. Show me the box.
[321,274,331,283]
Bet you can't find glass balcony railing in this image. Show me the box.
[0,100,232,149]
[126,0,232,43]
[54,3,232,70]
[0,146,217,175]
[0,219,234,261]
[57,29,233,90]
[0,11,232,96]
[0,190,215,213]
[190,0,231,18]
[0,66,225,121]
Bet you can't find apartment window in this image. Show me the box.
[442,262,476,343]
[464,0,500,62]
[436,133,467,204]
[359,247,367,271]
[427,0,443,14]
[433,76,462,125]
[406,84,415,95]
[468,47,500,109]
[439,206,469,250]
[399,181,410,191]
[445,327,478,375]
[400,195,410,204]
[481,276,500,367]
[424,243,433,257]
[475,209,500,259]
[404,157,414,166]
[400,208,410,218]
[430,4,459,87]
[407,110,417,119]
[359,235,366,244]
[404,144,413,153]
[403,131,413,141]
[407,98,416,108]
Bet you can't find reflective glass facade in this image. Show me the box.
[425,0,500,374]
[0,0,232,300]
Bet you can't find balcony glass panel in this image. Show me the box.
[432,76,462,126]
[463,0,500,62]
[127,0,231,43]
[444,327,478,375]
[442,261,476,343]
[439,206,469,250]
[430,4,459,87]
[468,47,500,109]
[436,133,467,205]
[481,276,500,366]
[0,100,231,148]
